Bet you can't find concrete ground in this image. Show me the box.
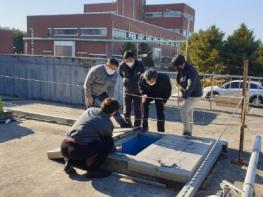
[1,97,263,196]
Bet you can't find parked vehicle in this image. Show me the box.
[203,80,263,107]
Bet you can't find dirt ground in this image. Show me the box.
[0,98,262,197]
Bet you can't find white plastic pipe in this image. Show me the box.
[242,136,261,197]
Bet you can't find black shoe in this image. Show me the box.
[125,120,132,128]
[85,169,112,178]
[183,131,192,136]
[64,159,77,175]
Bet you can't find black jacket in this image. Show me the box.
[176,63,203,98]
[119,60,145,94]
[139,73,172,101]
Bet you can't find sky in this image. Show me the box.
[1,0,262,40]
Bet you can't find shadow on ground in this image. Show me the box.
[0,120,34,143]
[147,103,218,126]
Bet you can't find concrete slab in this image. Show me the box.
[127,135,215,183]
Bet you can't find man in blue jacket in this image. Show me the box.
[171,54,203,136]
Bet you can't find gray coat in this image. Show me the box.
[84,64,117,98]
[67,107,114,145]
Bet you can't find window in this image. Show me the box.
[250,83,261,89]
[80,28,107,36]
[53,28,78,36]
[229,82,241,89]
[145,12,162,18]
[184,13,194,21]
[112,29,127,39]
[54,41,75,57]
[138,34,144,40]
[129,32,136,40]
[163,11,182,17]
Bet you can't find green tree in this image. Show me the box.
[222,23,260,75]
[179,25,225,73]
[138,43,155,67]
[13,29,25,54]
[120,42,137,57]
[254,42,263,76]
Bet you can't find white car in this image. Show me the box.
[203,80,263,106]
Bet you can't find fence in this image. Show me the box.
[0,55,263,109]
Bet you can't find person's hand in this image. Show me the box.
[113,146,122,152]
[142,94,148,103]
[86,97,93,107]
[161,99,167,105]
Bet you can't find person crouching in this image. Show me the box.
[61,98,122,178]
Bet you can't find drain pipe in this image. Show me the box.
[242,136,261,197]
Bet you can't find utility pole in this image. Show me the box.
[232,59,249,166]
[185,16,190,60]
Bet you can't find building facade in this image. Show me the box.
[0,28,13,54]
[24,1,195,64]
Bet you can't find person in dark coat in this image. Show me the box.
[119,50,145,128]
[61,98,122,178]
[171,54,203,136]
[139,69,172,132]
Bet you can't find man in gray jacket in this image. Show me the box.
[61,98,122,178]
[84,58,126,127]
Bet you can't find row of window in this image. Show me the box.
[169,29,193,37]
[145,11,194,21]
[49,28,107,36]
[112,28,177,46]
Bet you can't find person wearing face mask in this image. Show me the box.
[84,58,127,128]
[138,69,172,132]
[119,50,145,129]
[171,54,203,136]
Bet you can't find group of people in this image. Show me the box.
[60,51,203,178]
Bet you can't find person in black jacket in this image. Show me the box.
[171,54,203,136]
[119,51,145,128]
[139,69,172,132]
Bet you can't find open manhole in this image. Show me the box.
[118,133,162,156]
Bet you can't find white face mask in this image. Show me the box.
[126,61,134,67]
[105,65,116,75]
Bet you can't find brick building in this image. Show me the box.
[0,28,13,54]
[24,1,195,63]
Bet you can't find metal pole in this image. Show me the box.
[185,17,190,60]
[242,136,261,197]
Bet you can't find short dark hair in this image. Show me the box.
[123,50,135,59]
[101,98,120,115]
[144,69,158,81]
[108,58,119,67]
[171,54,186,67]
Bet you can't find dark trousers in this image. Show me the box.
[124,94,142,127]
[90,93,127,128]
[143,98,165,132]
[61,137,114,172]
